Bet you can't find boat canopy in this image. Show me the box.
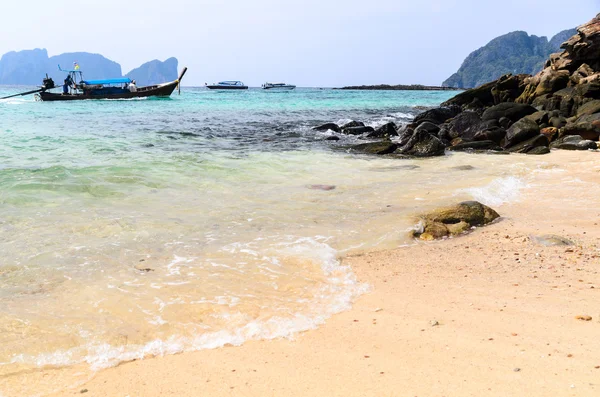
[82,78,132,85]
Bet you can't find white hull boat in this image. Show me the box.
[262,82,296,91]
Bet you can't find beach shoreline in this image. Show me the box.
[32,151,600,397]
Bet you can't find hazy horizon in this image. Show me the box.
[1,0,598,86]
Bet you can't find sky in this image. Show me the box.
[0,0,598,87]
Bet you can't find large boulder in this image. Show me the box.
[366,122,398,138]
[412,201,500,241]
[444,111,483,140]
[560,119,600,141]
[560,13,600,71]
[481,102,537,122]
[397,129,446,157]
[575,100,600,117]
[341,121,365,129]
[412,106,462,126]
[414,121,441,135]
[506,134,549,154]
[342,126,375,135]
[550,135,598,150]
[442,80,497,109]
[503,117,540,147]
[473,127,507,144]
[313,123,341,132]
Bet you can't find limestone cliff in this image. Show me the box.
[125,58,178,86]
[443,29,577,89]
[0,49,177,86]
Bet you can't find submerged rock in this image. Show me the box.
[531,234,574,246]
[307,184,336,191]
[313,123,341,132]
[412,201,500,241]
[366,122,398,138]
[341,121,365,130]
[342,126,375,135]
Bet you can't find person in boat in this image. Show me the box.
[63,74,73,95]
[129,80,137,92]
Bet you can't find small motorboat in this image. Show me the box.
[262,82,296,91]
[205,81,248,90]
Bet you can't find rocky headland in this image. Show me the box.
[444,28,576,89]
[315,13,600,158]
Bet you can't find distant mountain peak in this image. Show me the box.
[125,58,178,86]
[0,50,178,86]
[443,28,577,89]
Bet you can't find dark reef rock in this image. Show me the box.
[412,106,461,126]
[405,14,600,157]
[341,121,365,130]
[367,122,398,138]
[342,126,375,135]
[314,123,341,132]
[349,142,398,155]
[503,117,540,148]
[550,135,598,150]
[313,15,600,160]
[396,129,447,157]
[481,103,537,122]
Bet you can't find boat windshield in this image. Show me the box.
[217,81,244,86]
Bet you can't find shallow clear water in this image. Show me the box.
[0,86,572,396]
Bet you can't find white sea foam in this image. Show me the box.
[460,176,528,207]
[5,237,368,375]
[0,98,32,105]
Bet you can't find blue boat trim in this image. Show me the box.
[82,78,133,85]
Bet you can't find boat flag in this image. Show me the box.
[74,62,80,70]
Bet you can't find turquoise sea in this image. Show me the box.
[0,87,559,395]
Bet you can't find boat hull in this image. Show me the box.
[206,85,248,90]
[38,81,179,101]
[263,86,295,91]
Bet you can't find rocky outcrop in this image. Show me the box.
[443,29,577,89]
[411,14,600,155]
[314,15,600,159]
[412,201,500,241]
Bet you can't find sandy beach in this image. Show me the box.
[32,151,599,397]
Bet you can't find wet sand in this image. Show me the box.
[43,152,600,397]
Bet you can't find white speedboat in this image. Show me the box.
[262,82,296,91]
[206,81,248,90]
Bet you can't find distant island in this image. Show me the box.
[336,84,459,91]
[0,49,178,86]
[442,28,576,89]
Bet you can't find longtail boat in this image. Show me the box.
[0,66,188,101]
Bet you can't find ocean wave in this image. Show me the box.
[4,237,368,376]
[459,176,528,207]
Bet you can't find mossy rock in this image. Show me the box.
[413,201,500,241]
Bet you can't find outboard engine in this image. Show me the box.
[42,74,55,90]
